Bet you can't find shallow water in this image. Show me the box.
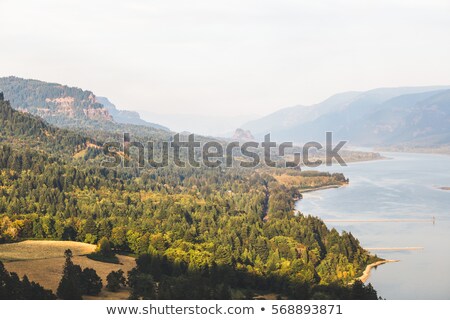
[295,152,450,299]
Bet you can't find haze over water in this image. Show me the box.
[295,152,450,299]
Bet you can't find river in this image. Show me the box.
[295,152,450,299]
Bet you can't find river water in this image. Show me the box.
[295,152,450,299]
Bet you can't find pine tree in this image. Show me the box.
[56,249,82,299]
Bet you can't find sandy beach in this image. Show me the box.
[358,260,399,283]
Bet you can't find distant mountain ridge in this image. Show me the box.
[96,96,168,131]
[242,86,450,147]
[0,76,168,131]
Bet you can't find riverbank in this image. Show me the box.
[298,184,345,193]
[358,260,399,283]
[296,184,397,284]
[375,146,450,155]
[295,152,450,298]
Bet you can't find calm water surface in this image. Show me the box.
[295,152,450,299]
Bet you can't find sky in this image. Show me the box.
[1,0,450,119]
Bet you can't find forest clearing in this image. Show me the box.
[0,240,135,299]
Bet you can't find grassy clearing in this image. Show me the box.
[0,240,135,299]
[0,240,95,262]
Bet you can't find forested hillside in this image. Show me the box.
[0,93,90,155]
[0,94,378,299]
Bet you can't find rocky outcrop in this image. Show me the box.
[83,106,113,121]
[232,128,255,141]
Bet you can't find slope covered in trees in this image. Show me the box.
[0,94,89,154]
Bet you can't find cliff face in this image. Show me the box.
[83,106,113,121]
[21,96,114,121]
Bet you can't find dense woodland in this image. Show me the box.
[0,95,379,299]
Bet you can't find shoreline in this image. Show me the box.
[358,259,399,283]
[295,175,398,287]
[374,147,450,156]
[298,184,345,194]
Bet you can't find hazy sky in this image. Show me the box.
[1,0,450,117]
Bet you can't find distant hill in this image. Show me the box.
[96,96,168,131]
[242,91,362,138]
[0,76,112,126]
[347,89,450,146]
[242,86,450,147]
[0,76,169,133]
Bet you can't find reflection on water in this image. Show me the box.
[295,152,450,299]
